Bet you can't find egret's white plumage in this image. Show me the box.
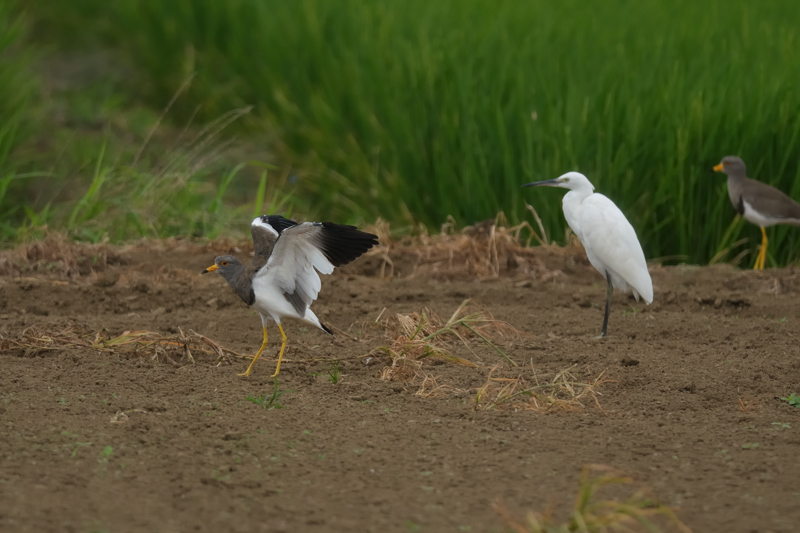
[523,172,653,336]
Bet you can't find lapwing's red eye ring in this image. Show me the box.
[221,261,228,266]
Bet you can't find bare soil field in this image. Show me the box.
[1,237,799,532]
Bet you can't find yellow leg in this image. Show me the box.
[239,326,268,377]
[270,324,288,377]
[753,227,768,270]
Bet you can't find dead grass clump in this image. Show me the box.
[372,300,528,395]
[361,211,587,280]
[474,365,610,412]
[0,236,124,278]
[493,464,692,533]
[374,299,527,378]
[0,322,239,366]
[0,210,591,283]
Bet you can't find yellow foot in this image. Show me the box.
[238,325,269,377]
[237,352,262,377]
[753,251,764,270]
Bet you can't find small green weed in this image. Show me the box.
[210,469,231,482]
[780,392,800,407]
[327,360,341,384]
[98,445,114,463]
[246,378,292,409]
[741,443,760,450]
[713,449,733,464]
[622,306,640,317]
[71,442,92,457]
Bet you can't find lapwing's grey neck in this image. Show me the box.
[221,264,255,305]
[726,168,747,181]
[726,177,746,215]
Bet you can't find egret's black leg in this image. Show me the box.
[599,273,614,337]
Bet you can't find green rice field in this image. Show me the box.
[5,0,800,265]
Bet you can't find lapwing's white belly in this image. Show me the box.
[742,199,800,227]
[251,276,323,328]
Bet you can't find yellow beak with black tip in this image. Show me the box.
[202,264,219,274]
[713,162,724,172]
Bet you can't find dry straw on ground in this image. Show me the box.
[0,236,124,278]
[0,209,589,284]
[473,365,610,413]
[376,299,524,363]
[368,300,610,411]
[371,299,530,395]
[362,210,586,280]
[0,322,240,365]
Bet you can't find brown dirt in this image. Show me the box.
[1,240,799,533]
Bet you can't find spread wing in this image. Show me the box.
[250,215,298,258]
[254,222,379,315]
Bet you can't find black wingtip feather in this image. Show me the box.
[258,215,298,234]
[318,222,379,267]
[320,322,334,335]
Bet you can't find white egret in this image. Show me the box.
[523,172,653,337]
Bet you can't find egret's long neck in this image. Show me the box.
[561,186,593,236]
[562,187,593,211]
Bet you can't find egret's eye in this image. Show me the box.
[221,261,229,266]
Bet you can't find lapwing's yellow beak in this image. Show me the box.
[202,264,219,274]
[713,163,724,172]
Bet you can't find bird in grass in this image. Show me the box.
[522,172,653,337]
[203,215,378,377]
[713,156,800,270]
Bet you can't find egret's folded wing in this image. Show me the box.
[580,195,653,304]
[255,222,378,315]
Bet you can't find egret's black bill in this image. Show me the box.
[522,179,559,188]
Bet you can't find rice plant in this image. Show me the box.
[16,0,800,264]
[0,0,43,241]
